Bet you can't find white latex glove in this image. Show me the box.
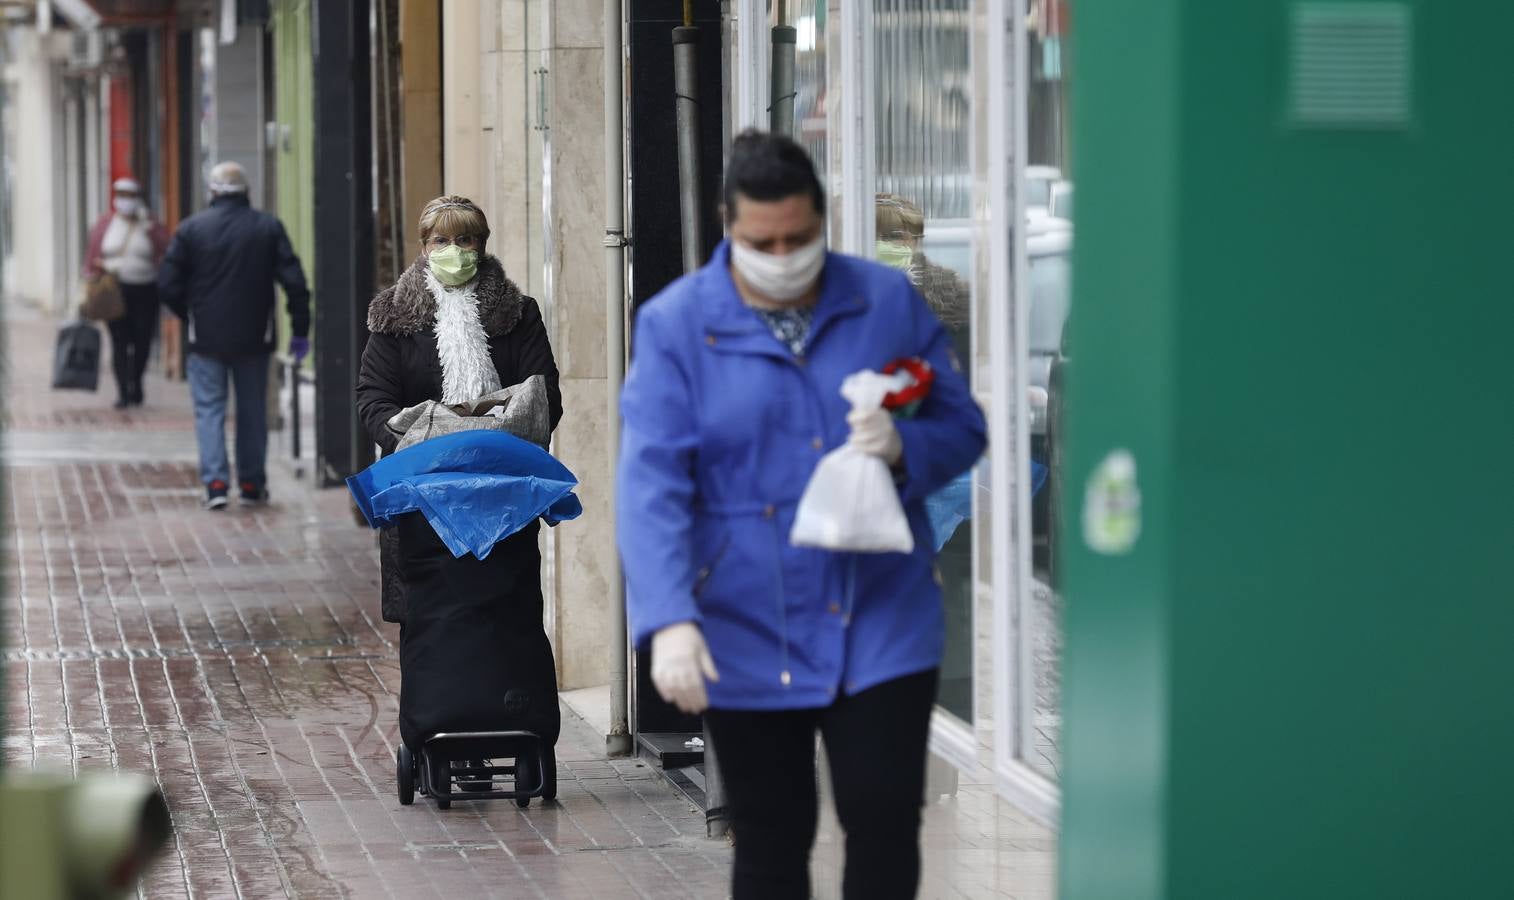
[847,406,903,466]
[651,622,720,714]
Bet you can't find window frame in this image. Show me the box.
[989,0,1061,825]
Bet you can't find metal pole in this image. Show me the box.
[604,0,633,759]
[290,359,302,461]
[312,0,375,485]
[672,25,703,274]
[671,11,727,839]
[702,722,729,838]
[769,25,797,137]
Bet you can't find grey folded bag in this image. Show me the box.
[386,374,551,451]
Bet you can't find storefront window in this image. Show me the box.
[1021,0,1071,782]
[762,0,840,240]
[789,0,828,186]
[871,0,975,723]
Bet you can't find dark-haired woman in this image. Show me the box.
[618,131,987,899]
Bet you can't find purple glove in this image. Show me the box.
[289,336,310,364]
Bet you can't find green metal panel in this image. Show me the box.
[272,0,316,358]
[0,777,70,899]
[1060,3,1514,899]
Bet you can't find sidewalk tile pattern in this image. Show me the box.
[3,307,1053,898]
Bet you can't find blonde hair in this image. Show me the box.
[418,195,491,248]
[875,192,924,241]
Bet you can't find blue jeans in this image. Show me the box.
[188,353,270,488]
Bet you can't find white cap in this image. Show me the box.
[112,178,141,194]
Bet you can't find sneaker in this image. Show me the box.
[238,482,270,507]
[205,481,230,511]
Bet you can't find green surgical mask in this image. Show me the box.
[428,244,479,286]
[875,240,915,272]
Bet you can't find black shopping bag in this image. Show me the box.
[51,320,102,391]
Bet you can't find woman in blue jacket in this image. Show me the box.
[617,132,987,899]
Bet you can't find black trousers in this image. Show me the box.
[106,282,159,402]
[705,668,939,900]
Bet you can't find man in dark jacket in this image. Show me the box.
[158,161,311,510]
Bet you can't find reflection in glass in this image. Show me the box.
[874,2,973,220]
[1024,165,1063,214]
[787,0,829,189]
[872,0,975,723]
[1022,0,1072,782]
[1025,229,1069,777]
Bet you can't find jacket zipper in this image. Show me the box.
[691,534,731,599]
[776,352,823,690]
[788,353,831,443]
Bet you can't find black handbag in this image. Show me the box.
[51,320,102,391]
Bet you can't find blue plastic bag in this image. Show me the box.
[347,430,583,560]
[1031,458,1049,496]
[924,460,1049,553]
[925,472,974,552]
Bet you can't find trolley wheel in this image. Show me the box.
[514,754,535,808]
[429,753,453,810]
[541,751,557,802]
[396,745,415,806]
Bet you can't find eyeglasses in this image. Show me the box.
[426,234,480,250]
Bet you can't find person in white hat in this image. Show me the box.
[84,177,169,408]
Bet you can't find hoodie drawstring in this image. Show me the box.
[770,517,792,687]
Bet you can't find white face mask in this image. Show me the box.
[114,197,141,217]
[730,234,826,303]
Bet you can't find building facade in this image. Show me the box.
[4,0,1073,843]
[432,0,1074,832]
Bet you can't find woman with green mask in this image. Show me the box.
[356,195,565,783]
[358,193,562,442]
[359,195,560,419]
[874,192,969,335]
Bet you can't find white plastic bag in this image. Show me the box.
[790,370,916,553]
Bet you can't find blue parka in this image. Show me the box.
[617,241,987,710]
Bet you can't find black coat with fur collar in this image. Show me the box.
[357,255,562,455]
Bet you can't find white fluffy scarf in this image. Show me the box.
[426,269,502,404]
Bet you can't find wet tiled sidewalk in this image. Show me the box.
[3,303,1057,899]
[1,306,731,899]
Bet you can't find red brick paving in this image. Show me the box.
[3,306,731,899]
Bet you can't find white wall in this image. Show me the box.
[446,0,613,691]
[212,27,267,206]
[3,32,62,309]
[539,0,612,693]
